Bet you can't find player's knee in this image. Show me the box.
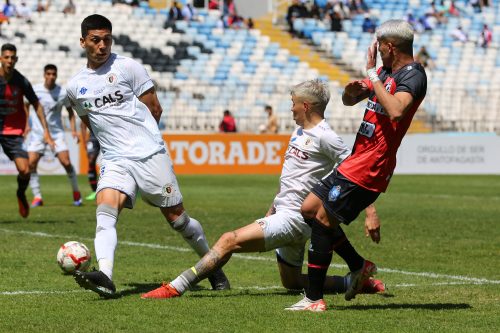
[18,167,30,178]
[300,204,316,220]
[96,204,118,232]
[216,231,238,252]
[167,211,190,231]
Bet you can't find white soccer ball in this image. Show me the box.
[56,241,91,274]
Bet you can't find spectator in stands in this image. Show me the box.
[427,1,447,25]
[16,2,32,23]
[451,25,468,43]
[168,1,183,22]
[405,11,418,31]
[2,0,15,18]
[36,0,50,13]
[219,110,237,133]
[286,0,308,36]
[329,9,343,32]
[260,105,279,134]
[62,0,75,15]
[208,0,218,10]
[479,24,492,48]
[419,13,434,31]
[182,0,197,21]
[415,46,435,69]
[348,0,368,14]
[247,17,254,29]
[469,0,482,13]
[362,14,376,33]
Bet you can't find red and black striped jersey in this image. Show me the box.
[0,69,38,135]
[338,62,427,192]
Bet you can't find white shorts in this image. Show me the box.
[28,132,68,155]
[256,209,311,267]
[97,149,183,209]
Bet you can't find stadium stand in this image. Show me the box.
[3,0,499,133]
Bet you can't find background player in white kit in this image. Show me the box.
[27,64,82,207]
[66,14,229,298]
[142,79,384,299]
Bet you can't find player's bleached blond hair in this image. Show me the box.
[376,19,414,54]
[290,79,330,114]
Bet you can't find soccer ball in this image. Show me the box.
[56,241,91,274]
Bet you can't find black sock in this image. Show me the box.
[331,225,364,272]
[306,219,334,301]
[17,175,30,196]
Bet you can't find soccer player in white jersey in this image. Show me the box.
[142,79,385,300]
[27,64,82,207]
[66,14,229,298]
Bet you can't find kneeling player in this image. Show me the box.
[142,79,385,299]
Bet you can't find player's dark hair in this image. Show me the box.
[1,43,17,53]
[44,64,57,72]
[265,105,272,110]
[81,14,112,38]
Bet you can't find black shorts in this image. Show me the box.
[311,169,380,225]
[0,135,28,160]
[86,137,100,156]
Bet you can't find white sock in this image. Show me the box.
[66,165,79,192]
[181,217,210,257]
[95,204,118,280]
[30,172,42,198]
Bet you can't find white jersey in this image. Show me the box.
[30,83,69,137]
[66,53,164,161]
[273,120,351,213]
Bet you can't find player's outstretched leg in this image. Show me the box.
[165,209,230,291]
[74,270,119,299]
[29,172,44,207]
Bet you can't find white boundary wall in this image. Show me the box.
[0,133,499,175]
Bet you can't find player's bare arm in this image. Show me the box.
[79,114,91,130]
[342,81,370,106]
[364,204,381,243]
[33,100,55,149]
[366,40,414,121]
[139,87,162,124]
[23,102,30,138]
[67,106,79,143]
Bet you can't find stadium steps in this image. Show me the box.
[254,15,351,85]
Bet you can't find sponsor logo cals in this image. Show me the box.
[287,146,309,160]
[94,90,124,108]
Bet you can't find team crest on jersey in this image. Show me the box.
[328,185,341,202]
[106,73,118,86]
[304,137,312,146]
[162,183,175,197]
[79,87,87,95]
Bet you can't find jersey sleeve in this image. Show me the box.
[122,58,154,97]
[66,86,87,116]
[61,87,71,108]
[395,68,427,100]
[22,76,38,105]
[319,131,351,166]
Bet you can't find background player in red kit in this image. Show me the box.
[287,19,427,311]
[0,43,54,218]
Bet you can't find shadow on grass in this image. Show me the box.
[337,303,471,311]
[118,282,295,298]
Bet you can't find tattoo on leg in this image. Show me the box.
[194,249,223,280]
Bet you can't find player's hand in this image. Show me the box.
[44,132,55,151]
[344,81,368,98]
[72,131,80,144]
[364,209,381,243]
[366,39,378,70]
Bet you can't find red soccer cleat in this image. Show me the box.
[361,278,386,294]
[141,283,181,299]
[31,197,44,208]
[345,260,377,301]
[17,192,29,218]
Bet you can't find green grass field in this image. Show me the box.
[0,174,499,332]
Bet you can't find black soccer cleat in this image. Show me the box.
[208,269,230,291]
[74,270,119,299]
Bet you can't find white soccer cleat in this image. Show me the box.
[285,296,327,312]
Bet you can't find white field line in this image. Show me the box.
[1,228,499,286]
[0,281,492,297]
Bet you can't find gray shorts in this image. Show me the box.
[97,149,183,209]
[256,209,311,267]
